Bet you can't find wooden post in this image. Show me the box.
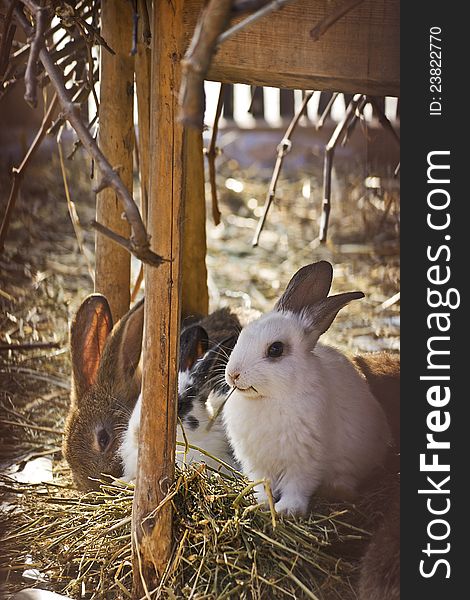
[131,0,187,593]
[181,128,209,319]
[95,0,134,322]
[135,7,151,226]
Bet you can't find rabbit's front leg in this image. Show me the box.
[274,472,320,517]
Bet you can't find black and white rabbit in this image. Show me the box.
[119,323,240,480]
[223,261,392,516]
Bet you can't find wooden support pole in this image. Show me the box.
[95,0,134,321]
[135,5,151,226]
[181,128,209,319]
[131,0,186,594]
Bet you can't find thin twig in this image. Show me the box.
[219,0,294,44]
[252,91,313,246]
[205,83,225,225]
[179,0,233,129]
[310,0,365,41]
[316,92,338,130]
[341,94,367,147]
[0,93,58,253]
[0,419,63,435]
[367,96,400,148]
[319,94,363,243]
[14,1,166,267]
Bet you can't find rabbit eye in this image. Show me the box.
[97,428,111,452]
[267,341,284,358]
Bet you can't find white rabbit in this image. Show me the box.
[223,261,392,516]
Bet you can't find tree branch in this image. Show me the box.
[205,83,225,225]
[14,0,166,267]
[23,3,48,107]
[179,0,233,129]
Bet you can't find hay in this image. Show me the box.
[0,453,370,600]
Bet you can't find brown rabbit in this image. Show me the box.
[63,295,242,490]
[63,295,144,490]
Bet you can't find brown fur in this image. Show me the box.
[353,352,400,451]
[63,296,143,490]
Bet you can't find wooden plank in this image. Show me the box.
[95,0,134,321]
[184,0,400,96]
[131,0,186,592]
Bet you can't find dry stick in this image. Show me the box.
[319,94,362,243]
[0,93,58,253]
[316,92,339,130]
[252,91,313,247]
[367,95,400,148]
[341,94,367,147]
[179,0,233,129]
[219,0,294,44]
[206,83,225,225]
[14,2,165,268]
[310,0,365,41]
[23,4,48,107]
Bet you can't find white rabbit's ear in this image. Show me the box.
[305,291,365,338]
[275,261,333,314]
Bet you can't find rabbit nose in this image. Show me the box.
[228,371,240,385]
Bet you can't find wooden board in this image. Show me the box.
[184,0,399,96]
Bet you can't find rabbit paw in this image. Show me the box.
[274,494,310,517]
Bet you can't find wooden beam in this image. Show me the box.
[184,0,400,96]
[131,0,186,593]
[95,0,134,321]
[182,129,209,319]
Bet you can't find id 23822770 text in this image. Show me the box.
[429,26,443,116]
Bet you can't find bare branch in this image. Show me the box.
[179,0,233,129]
[14,1,166,267]
[316,91,339,130]
[319,94,363,243]
[205,83,225,225]
[252,91,313,246]
[310,0,365,41]
[23,4,49,107]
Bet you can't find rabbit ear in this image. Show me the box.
[110,298,145,382]
[275,261,333,314]
[306,292,365,338]
[71,294,113,399]
[179,325,209,371]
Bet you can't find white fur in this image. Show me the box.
[118,380,235,481]
[223,310,391,516]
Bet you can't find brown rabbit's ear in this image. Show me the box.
[71,294,113,398]
[110,298,145,381]
[275,261,333,314]
[305,291,365,338]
